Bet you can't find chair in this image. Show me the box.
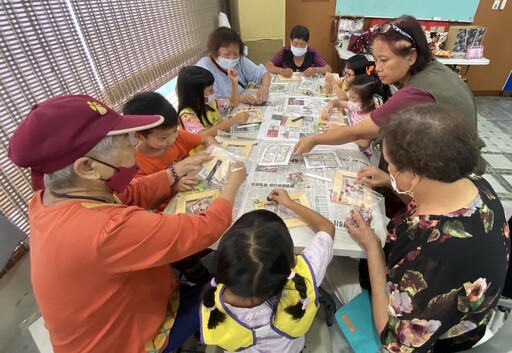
[459,298,512,353]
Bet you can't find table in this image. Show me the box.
[336,46,490,75]
[164,75,388,258]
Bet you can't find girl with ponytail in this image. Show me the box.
[200,189,335,352]
[321,66,391,157]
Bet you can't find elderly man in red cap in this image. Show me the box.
[8,95,247,353]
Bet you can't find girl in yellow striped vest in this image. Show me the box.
[200,188,335,352]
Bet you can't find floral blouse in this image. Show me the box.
[382,176,510,353]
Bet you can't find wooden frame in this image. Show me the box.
[254,192,311,228]
[221,140,254,157]
[331,170,365,205]
[176,189,221,215]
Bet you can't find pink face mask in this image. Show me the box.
[88,157,139,193]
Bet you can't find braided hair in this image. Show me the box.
[202,210,310,328]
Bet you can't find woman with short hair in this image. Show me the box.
[349,104,509,352]
[196,26,271,105]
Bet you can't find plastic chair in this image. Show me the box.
[459,298,512,353]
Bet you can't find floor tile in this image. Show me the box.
[482,154,512,169]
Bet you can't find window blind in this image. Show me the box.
[70,0,225,109]
[0,0,103,233]
[0,0,226,235]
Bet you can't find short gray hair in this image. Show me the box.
[44,135,125,190]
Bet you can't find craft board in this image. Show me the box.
[257,143,294,167]
[176,189,221,215]
[303,151,343,169]
[254,192,311,228]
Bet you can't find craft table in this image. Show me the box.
[164,75,388,258]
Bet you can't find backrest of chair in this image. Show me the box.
[462,312,512,353]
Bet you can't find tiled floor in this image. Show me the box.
[476,96,512,219]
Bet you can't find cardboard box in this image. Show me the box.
[444,25,486,53]
[245,39,283,65]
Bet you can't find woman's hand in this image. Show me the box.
[174,152,213,176]
[357,166,391,189]
[232,112,250,124]
[280,68,293,78]
[346,210,382,252]
[256,85,269,104]
[240,93,257,105]
[227,68,238,84]
[172,175,198,192]
[268,188,292,207]
[303,67,316,77]
[293,136,316,155]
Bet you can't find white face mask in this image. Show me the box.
[347,101,362,112]
[390,171,415,198]
[204,94,215,104]
[217,57,239,70]
[290,45,307,57]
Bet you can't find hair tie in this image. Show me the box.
[366,65,375,75]
[210,277,218,287]
[287,270,296,280]
[205,305,216,312]
[300,297,310,310]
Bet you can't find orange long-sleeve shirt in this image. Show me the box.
[29,171,232,353]
[135,129,202,178]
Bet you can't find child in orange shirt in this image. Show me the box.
[123,91,216,193]
[123,92,217,285]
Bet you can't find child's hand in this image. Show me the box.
[321,121,342,132]
[280,68,293,78]
[324,72,337,86]
[232,112,250,124]
[228,68,238,83]
[226,163,247,186]
[172,175,198,192]
[320,102,334,120]
[268,188,292,207]
[324,82,333,95]
[202,135,217,147]
[240,94,257,105]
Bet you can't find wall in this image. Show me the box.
[285,0,339,71]
[229,0,285,65]
[466,0,512,93]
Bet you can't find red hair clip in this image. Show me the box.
[366,65,375,75]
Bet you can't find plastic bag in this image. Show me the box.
[197,145,247,186]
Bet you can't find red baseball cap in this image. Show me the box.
[8,95,163,190]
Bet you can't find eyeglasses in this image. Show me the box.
[342,71,354,78]
[372,23,416,48]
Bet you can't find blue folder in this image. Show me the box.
[334,290,381,353]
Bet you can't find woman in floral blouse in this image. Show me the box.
[349,104,510,353]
